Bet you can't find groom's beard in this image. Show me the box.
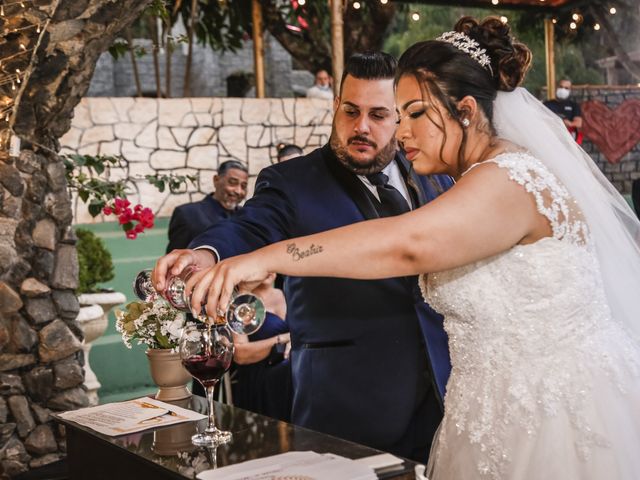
[330,126,397,175]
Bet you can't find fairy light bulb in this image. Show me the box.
[411,12,420,21]
[380,0,388,4]
[492,0,499,5]
[609,7,617,14]
[298,0,305,5]
[570,21,577,29]
[572,13,579,20]
[500,16,508,23]
[594,23,601,31]
[353,1,361,9]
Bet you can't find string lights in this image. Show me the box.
[0,0,53,153]
[339,0,618,30]
[486,0,617,33]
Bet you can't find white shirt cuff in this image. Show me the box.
[194,246,220,263]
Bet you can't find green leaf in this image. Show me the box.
[108,40,130,60]
[155,332,171,349]
[88,202,103,218]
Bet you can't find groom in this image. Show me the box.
[155,52,452,462]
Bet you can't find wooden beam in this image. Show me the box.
[252,0,265,98]
[544,17,556,100]
[398,0,583,12]
[330,0,344,96]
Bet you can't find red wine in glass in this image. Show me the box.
[179,323,234,446]
[182,354,232,388]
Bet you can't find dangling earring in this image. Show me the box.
[461,118,470,128]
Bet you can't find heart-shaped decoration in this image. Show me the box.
[582,99,640,164]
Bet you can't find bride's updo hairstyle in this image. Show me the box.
[396,16,531,165]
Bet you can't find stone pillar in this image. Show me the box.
[0,149,89,476]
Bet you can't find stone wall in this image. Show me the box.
[59,97,334,223]
[545,86,640,194]
[0,149,89,476]
[87,35,311,99]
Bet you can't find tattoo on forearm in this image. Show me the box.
[286,243,323,262]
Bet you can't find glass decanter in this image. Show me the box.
[133,266,265,335]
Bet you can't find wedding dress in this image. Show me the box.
[421,151,640,480]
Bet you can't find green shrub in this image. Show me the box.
[76,228,115,294]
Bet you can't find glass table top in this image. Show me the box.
[56,396,417,479]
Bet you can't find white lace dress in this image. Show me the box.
[422,152,640,480]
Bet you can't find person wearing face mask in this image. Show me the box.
[306,68,334,100]
[544,78,583,144]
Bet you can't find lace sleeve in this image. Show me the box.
[467,152,591,246]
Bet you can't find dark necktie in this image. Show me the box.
[366,172,411,217]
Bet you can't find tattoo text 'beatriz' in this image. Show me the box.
[286,243,323,261]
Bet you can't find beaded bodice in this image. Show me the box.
[420,152,640,478]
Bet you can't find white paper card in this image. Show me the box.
[197,451,377,480]
[354,452,404,470]
[58,397,205,436]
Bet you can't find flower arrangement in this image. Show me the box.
[102,197,155,239]
[115,298,194,350]
[63,153,195,239]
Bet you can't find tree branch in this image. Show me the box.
[589,4,640,82]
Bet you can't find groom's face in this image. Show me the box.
[330,75,398,175]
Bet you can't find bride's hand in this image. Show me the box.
[185,253,272,318]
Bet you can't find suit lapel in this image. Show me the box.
[204,195,233,220]
[323,145,380,220]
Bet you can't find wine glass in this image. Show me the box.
[179,323,234,446]
[133,266,265,335]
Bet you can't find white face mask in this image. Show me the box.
[556,87,571,100]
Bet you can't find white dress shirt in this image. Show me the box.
[357,160,412,207]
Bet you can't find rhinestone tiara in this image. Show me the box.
[435,31,493,75]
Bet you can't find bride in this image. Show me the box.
[159,17,640,479]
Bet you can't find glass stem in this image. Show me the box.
[205,384,217,432]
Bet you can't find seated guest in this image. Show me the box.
[166,160,248,252]
[166,160,248,397]
[306,69,333,100]
[543,78,583,144]
[232,276,292,422]
[277,143,304,163]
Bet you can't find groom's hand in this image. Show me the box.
[152,248,217,293]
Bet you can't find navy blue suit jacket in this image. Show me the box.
[191,145,452,454]
[166,194,234,253]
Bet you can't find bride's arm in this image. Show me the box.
[189,163,549,315]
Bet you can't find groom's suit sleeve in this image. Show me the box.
[188,166,296,259]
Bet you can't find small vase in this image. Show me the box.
[146,349,192,402]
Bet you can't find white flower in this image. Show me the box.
[165,315,185,342]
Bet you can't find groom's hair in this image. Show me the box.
[339,51,397,95]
